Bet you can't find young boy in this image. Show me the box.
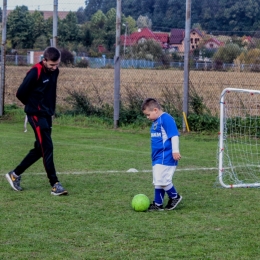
[5,47,68,196]
[141,98,182,211]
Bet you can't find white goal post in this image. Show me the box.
[218,88,260,188]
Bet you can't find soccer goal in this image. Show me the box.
[218,88,260,188]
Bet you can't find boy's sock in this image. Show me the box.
[164,184,178,199]
[154,187,165,205]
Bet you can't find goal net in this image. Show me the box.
[218,88,260,188]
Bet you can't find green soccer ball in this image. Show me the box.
[131,194,150,212]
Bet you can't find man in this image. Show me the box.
[5,46,68,196]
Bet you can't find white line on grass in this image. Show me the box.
[0,167,218,176]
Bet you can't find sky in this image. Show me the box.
[2,1,85,11]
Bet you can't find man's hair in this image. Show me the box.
[141,98,161,111]
[43,47,61,61]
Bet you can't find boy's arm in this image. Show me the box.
[16,68,38,105]
[171,136,181,161]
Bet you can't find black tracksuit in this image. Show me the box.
[14,62,59,186]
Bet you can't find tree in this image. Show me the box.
[85,0,104,20]
[213,43,242,63]
[76,7,87,24]
[123,16,137,34]
[122,0,141,20]
[58,12,80,47]
[7,6,34,49]
[80,23,94,48]
[131,39,163,61]
[152,0,169,29]
[237,49,260,64]
[34,35,48,50]
[103,8,116,51]
[45,17,54,44]
[165,0,185,29]
[136,15,152,29]
[31,11,46,41]
[89,10,107,48]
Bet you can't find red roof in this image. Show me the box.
[169,29,185,44]
[242,36,252,43]
[169,28,203,45]
[204,38,225,47]
[154,32,169,43]
[98,45,106,53]
[121,27,169,48]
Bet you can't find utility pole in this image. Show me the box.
[123,22,128,56]
[114,0,121,128]
[183,0,191,132]
[0,0,7,116]
[53,0,58,47]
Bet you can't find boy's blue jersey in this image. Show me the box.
[150,112,179,166]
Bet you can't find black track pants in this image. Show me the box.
[14,115,59,186]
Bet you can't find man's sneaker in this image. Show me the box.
[148,202,164,211]
[51,182,68,196]
[5,171,22,191]
[165,194,182,210]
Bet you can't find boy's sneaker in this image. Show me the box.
[148,202,164,211]
[5,171,22,191]
[51,182,68,196]
[165,194,182,210]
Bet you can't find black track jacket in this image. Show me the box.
[16,62,59,117]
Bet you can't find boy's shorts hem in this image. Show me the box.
[152,164,176,186]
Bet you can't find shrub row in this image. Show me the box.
[62,85,220,132]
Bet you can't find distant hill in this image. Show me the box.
[83,0,260,35]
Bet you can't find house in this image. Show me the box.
[98,45,106,53]
[27,50,44,64]
[242,36,252,46]
[204,38,225,49]
[120,27,169,49]
[7,10,70,20]
[37,11,70,20]
[169,28,204,52]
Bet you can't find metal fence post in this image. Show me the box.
[114,0,121,128]
[53,0,58,47]
[183,0,191,132]
[0,0,7,116]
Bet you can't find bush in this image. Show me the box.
[75,58,89,68]
[63,83,218,132]
[188,113,219,132]
[60,49,74,66]
[66,90,97,115]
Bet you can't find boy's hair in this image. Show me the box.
[43,47,61,61]
[141,98,161,111]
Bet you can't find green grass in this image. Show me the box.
[1,117,260,259]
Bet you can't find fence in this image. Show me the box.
[5,64,260,118]
[5,54,260,72]
[3,0,260,120]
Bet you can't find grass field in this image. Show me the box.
[1,116,260,259]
